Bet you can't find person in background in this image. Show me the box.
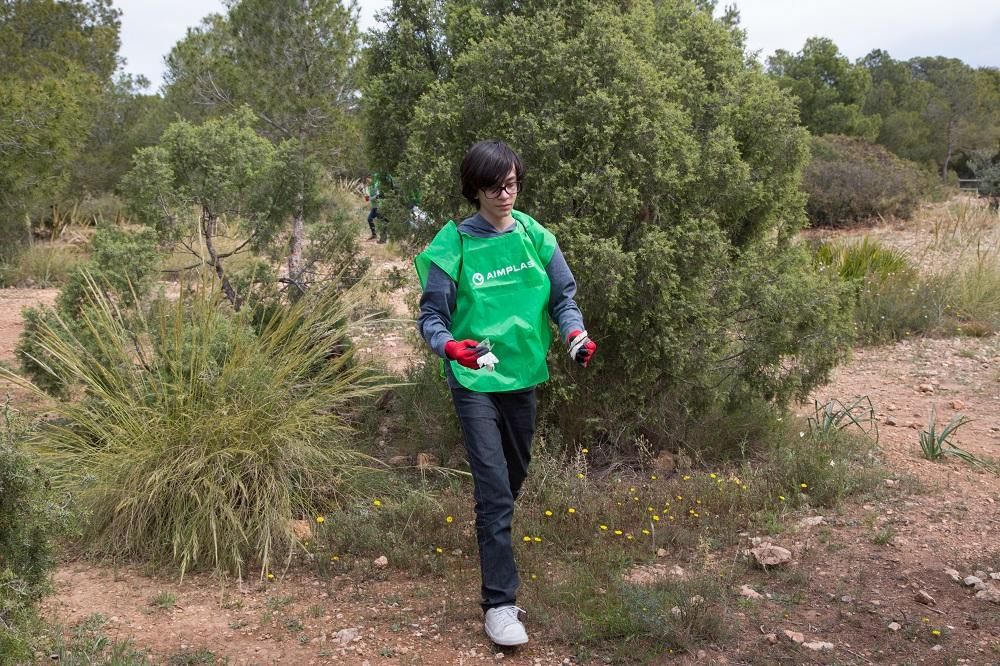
[365,173,386,242]
[414,140,597,646]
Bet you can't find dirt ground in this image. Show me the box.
[3,215,999,664]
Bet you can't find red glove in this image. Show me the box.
[445,339,488,370]
[567,330,596,367]
[365,195,370,202]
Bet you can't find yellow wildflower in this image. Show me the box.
[522,536,532,542]
[315,515,325,524]
[544,510,553,517]
[445,515,454,523]
[568,507,576,514]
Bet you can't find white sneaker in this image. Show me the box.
[484,605,529,646]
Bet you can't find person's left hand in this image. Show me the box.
[566,330,596,368]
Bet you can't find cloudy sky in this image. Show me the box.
[116,0,999,92]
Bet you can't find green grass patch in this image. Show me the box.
[0,243,84,287]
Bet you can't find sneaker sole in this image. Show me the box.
[484,627,528,647]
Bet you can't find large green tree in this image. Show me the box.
[121,109,300,310]
[369,0,853,445]
[767,37,880,140]
[163,0,361,293]
[0,0,121,245]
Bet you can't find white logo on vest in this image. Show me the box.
[471,261,535,287]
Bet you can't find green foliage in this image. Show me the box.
[0,401,60,663]
[0,0,122,247]
[969,149,1000,199]
[370,0,853,447]
[860,50,1000,178]
[16,225,159,397]
[6,275,394,579]
[804,134,931,226]
[121,109,295,308]
[917,406,994,474]
[767,37,880,140]
[814,236,912,284]
[46,613,150,666]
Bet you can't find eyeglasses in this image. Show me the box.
[482,181,522,199]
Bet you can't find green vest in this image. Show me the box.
[415,210,558,392]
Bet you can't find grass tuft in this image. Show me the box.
[2,273,396,580]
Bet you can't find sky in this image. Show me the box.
[116,0,999,92]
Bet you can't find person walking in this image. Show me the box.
[365,173,384,241]
[415,140,597,646]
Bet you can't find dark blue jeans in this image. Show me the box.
[450,385,536,611]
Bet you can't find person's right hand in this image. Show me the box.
[445,339,488,370]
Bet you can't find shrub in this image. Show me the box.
[814,236,912,285]
[372,0,854,451]
[804,134,932,226]
[7,274,394,579]
[16,225,159,397]
[0,401,61,663]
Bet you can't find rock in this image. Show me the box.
[944,568,962,583]
[653,450,675,472]
[656,548,667,558]
[670,565,686,578]
[884,416,899,426]
[963,575,983,588]
[751,543,793,568]
[670,606,682,617]
[739,585,764,601]
[803,641,834,652]
[289,519,313,540]
[764,633,778,645]
[335,628,360,646]
[915,589,936,605]
[374,555,389,568]
[931,645,943,652]
[782,629,805,644]
[975,570,988,579]
[975,587,1000,604]
[918,384,935,393]
[416,452,439,468]
[689,595,705,606]
[950,399,965,410]
[887,403,898,411]
[888,622,901,632]
[884,479,897,487]
[990,573,1000,581]
[798,516,825,528]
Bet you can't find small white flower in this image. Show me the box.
[799,431,806,438]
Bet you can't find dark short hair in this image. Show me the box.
[460,140,524,208]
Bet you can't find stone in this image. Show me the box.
[803,641,834,652]
[670,565,686,578]
[764,633,778,644]
[915,589,936,605]
[782,629,805,644]
[884,416,898,426]
[751,543,793,568]
[416,452,439,468]
[888,622,901,632]
[976,586,1000,604]
[374,555,389,568]
[944,568,962,583]
[335,628,360,646]
[963,575,983,587]
[798,516,825,528]
[289,519,313,541]
[670,606,682,617]
[656,548,667,558]
[689,595,705,606]
[990,573,1000,581]
[739,585,764,601]
[918,384,935,393]
[951,399,965,410]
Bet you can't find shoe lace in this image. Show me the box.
[496,605,526,623]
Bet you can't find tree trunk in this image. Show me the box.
[941,116,956,182]
[202,206,243,311]
[286,188,306,300]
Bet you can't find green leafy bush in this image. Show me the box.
[814,236,912,284]
[370,0,854,452]
[11,274,392,578]
[0,401,61,663]
[804,134,931,226]
[0,243,83,287]
[16,225,159,397]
